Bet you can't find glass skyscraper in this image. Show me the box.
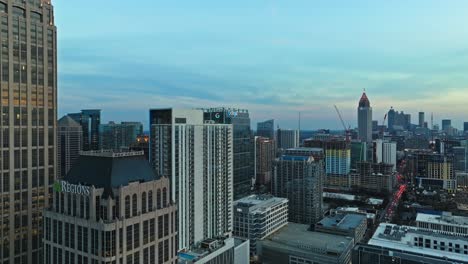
[0,1,57,263]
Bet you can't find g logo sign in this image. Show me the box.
[215,113,221,119]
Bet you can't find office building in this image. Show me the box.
[374,140,397,171]
[406,150,456,190]
[442,119,451,131]
[464,122,468,133]
[353,223,468,264]
[233,195,288,255]
[273,154,324,224]
[315,213,367,244]
[387,107,411,131]
[419,112,425,127]
[276,128,299,149]
[68,109,101,151]
[0,1,57,263]
[257,223,354,264]
[453,146,467,172]
[357,92,372,143]
[351,162,395,193]
[416,212,468,236]
[150,109,233,250]
[178,237,249,264]
[43,151,178,263]
[99,121,143,150]
[254,137,275,188]
[57,115,82,178]
[256,119,274,139]
[457,172,468,189]
[202,107,253,199]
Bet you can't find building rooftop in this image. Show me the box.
[369,223,468,262]
[262,223,353,255]
[65,151,157,197]
[58,115,81,127]
[234,195,287,214]
[358,92,370,108]
[279,155,313,162]
[316,213,366,231]
[416,212,468,226]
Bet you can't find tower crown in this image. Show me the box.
[358,92,370,108]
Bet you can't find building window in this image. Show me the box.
[157,189,161,209]
[162,188,167,207]
[148,191,153,212]
[132,194,137,216]
[142,192,147,214]
[125,195,130,218]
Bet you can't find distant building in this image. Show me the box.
[256,119,274,139]
[351,141,368,169]
[416,212,468,236]
[150,109,233,250]
[99,121,143,150]
[178,237,249,264]
[129,134,150,160]
[358,92,372,143]
[464,122,468,133]
[202,107,254,199]
[373,140,397,171]
[419,112,425,127]
[453,146,467,172]
[258,223,354,264]
[68,109,101,151]
[442,119,452,131]
[43,151,178,263]
[387,107,411,131]
[273,154,324,224]
[233,195,288,255]
[276,129,300,149]
[315,213,367,244]
[57,115,83,178]
[353,223,468,264]
[255,137,276,188]
[457,172,468,189]
[351,162,395,193]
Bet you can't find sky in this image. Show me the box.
[54,0,468,130]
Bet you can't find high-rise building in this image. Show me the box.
[254,137,275,188]
[202,107,253,199]
[373,140,397,171]
[273,154,324,224]
[453,146,467,172]
[150,109,233,250]
[233,195,288,255]
[99,121,143,150]
[357,92,372,143]
[256,119,274,139]
[276,128,299,149]
[387,107,411,131]
[442,119,452,131]
[57,115,82,178]
[43,151,178,263]
[351,141,367,169]
[351,162,395,193]
[464,122,468,133]
[68,109,101,151]
[0,1,57,263]
[418,112,425,127]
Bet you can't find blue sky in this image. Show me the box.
[55,0,468,130]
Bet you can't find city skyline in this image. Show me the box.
[56,0,468,129]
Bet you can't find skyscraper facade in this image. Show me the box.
[68,109,101,151]
[150,109,233,250]
[57,115,82,178]
[256,119,274,139]
[273,155,324,224]
[357,92,372,143]
[99,121,143,150]
[0,1,57,263]
[202,107,253,199]
[44,151,178,264]
[442,119,452,131]
[276,128,299,149]
[464,122,468,133]
[254,136,275,188]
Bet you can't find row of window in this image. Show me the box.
[124,188,169,219]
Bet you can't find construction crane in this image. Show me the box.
[334,105,351,142]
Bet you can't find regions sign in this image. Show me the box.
[53,180,91,196]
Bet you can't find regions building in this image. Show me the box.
[43,151,178,263]
[178,237,249,264]
[416,212,468,237]
[150,109,233,250]
[57,115,83,178]
[353,223,468,264]
[99,121,143,150]
[233,195,288,255]
[273,153,324,224]
[315,213,367,244]
[257,223,354,264]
